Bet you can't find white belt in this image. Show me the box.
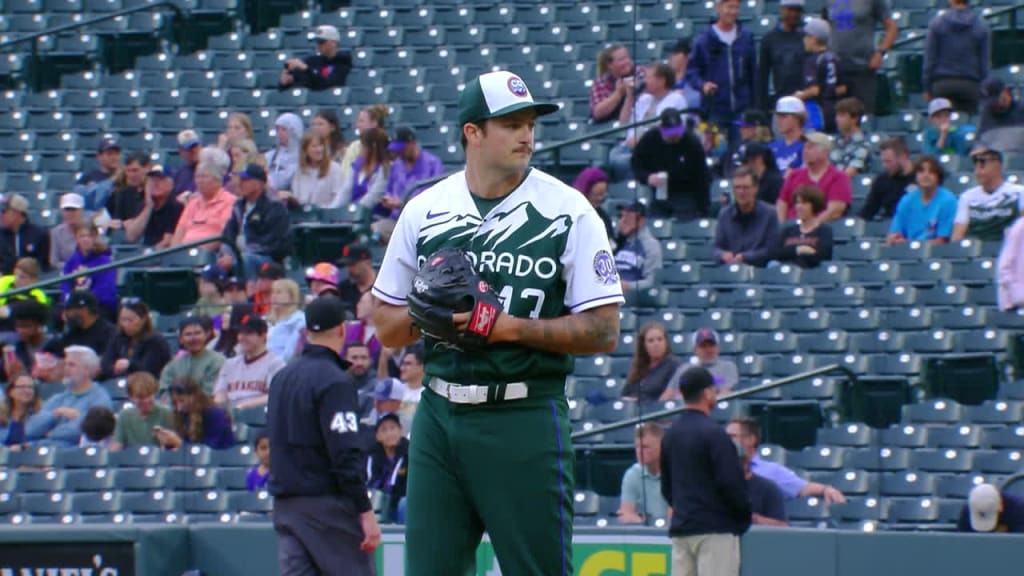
[428,377,529,404]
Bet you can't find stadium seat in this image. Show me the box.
[964,400,1024,425]
[15,470,65,493]
[109,445,162,468]
[573,490,601,517]
[880,471,935,496]
[886,497,939,525]
[55,446,109,468]
[785,446,845,472]
[159,445,212,467]
[839,376,913,429]
[878,425,930,449]
[936,474,987,499]
[928,425,983,449]
[165,468,219,491]
[831,309,882,332]
[64,468,116,492]
[903,399,963,425]
[844,447,911,471]
[229,490,273,514]
[115,468,167,491]
[7,445,57,468]
[181,490,229,515]
[73,491,122,515]
[922,353,1000,406]
[784,497,829,524]
[956,330,1008,354]
[975,450,1024,475]
[211,445,259,468]
[123,490,176,514]
[21,493,73,517]
[832,496,888,523]
[906,330,956,354]
[759,401,822,451]
[910,449,974,474]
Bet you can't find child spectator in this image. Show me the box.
[830,97,873,177]
[247,432,271,492]
[366,413,409,523]
[794,18,844,133]
[62,223,117,320]
[887,155,958,245]
[923,98,973,157]
[267,279,306,363]
[79,405,116,448]
[111,372,173,450]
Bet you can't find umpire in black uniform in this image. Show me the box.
[268,295,381,575]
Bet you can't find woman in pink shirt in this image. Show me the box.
[171,147,237,249]
[998,216,1024,311]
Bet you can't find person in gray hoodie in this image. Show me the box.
[924,0,990,113]
[264,113,304,194]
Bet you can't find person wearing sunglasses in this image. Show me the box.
[155,377,234,450]
[99,298,171,381]
[952,144,1024,242]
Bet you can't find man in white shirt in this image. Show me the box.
[214,315,285,409]
[608,63,689,181]
[952,144,1024,242]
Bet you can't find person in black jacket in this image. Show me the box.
[0,194,50,275]
[366,412,410,523]
[59,291,117,358]
[632,108,711,221]
[757,0,807,113]
[773,184,834,268]
[217,164,291,283]
[741,143,784,205]
[99,299,172,381]
[661,365,750,576]
[268,295,380,575]
[279,25,352,91]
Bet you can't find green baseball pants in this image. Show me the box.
[404,386,575,576]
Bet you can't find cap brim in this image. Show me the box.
[179,141,200,150]
[478,101,560,123]
[387,141,408,152]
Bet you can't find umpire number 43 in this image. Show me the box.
[330,411,359,434]
[498,286,546,319]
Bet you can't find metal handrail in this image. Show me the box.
[403,107,704,198]
[571,363,857,441]
[2,234,243,300]
[889,2,1022,50]
[0,1,185,51]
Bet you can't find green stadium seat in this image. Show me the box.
[159,444,212,467]
[217,468,250,491]
[867,284,918,306]
[879,425,930,448]
[785,445,846,472]
[109,445,161,468]
[817,423,875,447]
[21,493,72,517]
[115,468,166,491]
[234,405,268,427]
[229,490,273,514]
[922,354,999,406]
[702,264,755,286]
[903,399,963,425]
[15,470,65,492]
[624,288,670,308]
[211,445,259,468]
[955,330,1007,354]
[784,497,829,523]
[936,474,986,499]
[782,309,830,333]
[985,426,1024,450]
[886,497,940,525]
[800,329,848,354]
[7,445,57,468]
[662,263,701,286]
[831,309,881,332]
[928,425,982,449]
[165,467,220,491]
[73,490,122,515]
[832,496,888,523]
[844,447,910,471]
[747,332,798,355]
[817,285,865,308]
[584,401,638,424]
[765,355,814,379]
[573,490,601,517]
[123,490,176,514]
[742,310,782,332]
[0,493,19,517]
[55,446,109,468]
[906,330,956,354]
[64,469,116,492]
[871,353,922,376]
[964,400,1023,425]
[975,450,1024,475]
[181,490,229,515]
[913,446,974,473]
[880,471,935,496]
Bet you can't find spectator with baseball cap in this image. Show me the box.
[78,138,122,187]
[922,97,974,157]
[383,127,444,213]
[306,262,341,299]
[159,315,224,395]
[253,261,286,317]
[0,194,50,275]
[214,314,284,409]
[666,328,740,399]
[631,108,711,220]
[979,78,1024,137]
[217,163,291,283]
[609,63,687,181]
[758,0,807,113]
[793,17,843,133]
[49,193,86,270]
[724,109,772,178]
[668,38,702,110]
[171,146,236,250]
[337,243,376,319]
[952,144,1024,242]
[123,164,184,249]
[279,24,353,91]
[776,132,852,225]
[366,411,410,522]
[714,166,780,267]
[174,129,202,195]
[923,0,990,114]
[769,96,807,173]
[958,483,1024,533]
[741,143,784,204]
[58,291,116,357]
[362,377,407,425]
[613,201,663,293]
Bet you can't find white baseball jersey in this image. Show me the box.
[372,168,624,383]
[214,350,286,404]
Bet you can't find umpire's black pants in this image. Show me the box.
[273,495,376,576]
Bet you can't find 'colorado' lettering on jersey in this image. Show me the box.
[372,168,624,383]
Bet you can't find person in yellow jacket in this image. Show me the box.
[0,257,49,319]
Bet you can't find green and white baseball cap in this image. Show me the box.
[457,70,560,127]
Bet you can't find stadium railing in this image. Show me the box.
[1,234,244,301]
[571,363,858,441]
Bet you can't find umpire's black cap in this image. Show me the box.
[305,295,346,333]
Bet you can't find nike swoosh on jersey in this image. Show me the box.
[426,210,450,220]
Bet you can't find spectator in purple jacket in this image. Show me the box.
[62,223,117,320]
[157,377,234,450]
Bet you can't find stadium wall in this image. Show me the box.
[1,525,1023,575]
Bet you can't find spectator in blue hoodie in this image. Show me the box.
[924,0,990,114]
[25,345,112,448]
[62,223,117,321]
[690,0,757,146]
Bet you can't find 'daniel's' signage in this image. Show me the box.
[0,542,134,576]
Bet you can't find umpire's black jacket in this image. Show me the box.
[268,344,371,513]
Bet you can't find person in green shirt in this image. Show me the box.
[111,371,173,450]
[159,316,225,395]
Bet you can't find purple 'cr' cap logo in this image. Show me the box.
[507,76,529,97]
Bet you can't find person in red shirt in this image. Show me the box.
[775,132,852,225]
